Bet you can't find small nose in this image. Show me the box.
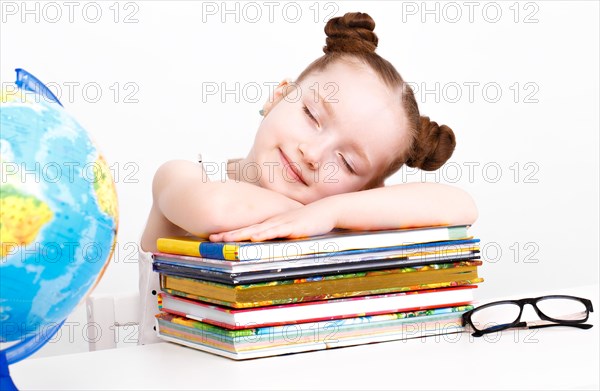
[298,140,328,170]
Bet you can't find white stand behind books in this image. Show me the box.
[85,292,140,351]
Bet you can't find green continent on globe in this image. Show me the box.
[93,154,118,220]
[0,184,53,258]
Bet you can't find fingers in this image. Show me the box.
[248,225,294,242]
[210,222,294,242]
[209,228,249,242]
[212,229,250,242]
[208,233,224,242]
[211,223,268,242]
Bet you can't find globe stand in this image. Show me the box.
[1,351,18,391]
[0,320,64,391]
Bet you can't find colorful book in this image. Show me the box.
[156,305,473,360]
[153,251,480,285]
[153,239,481,275]
[159,260,483,308]
[156,225,470,261]
[159,285,476,330]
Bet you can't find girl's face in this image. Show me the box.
[245,60,408,204]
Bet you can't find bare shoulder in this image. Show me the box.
[140,160,208,253]
[151,159,209,198]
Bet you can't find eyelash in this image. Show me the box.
[303,105,356,175]
[339,153,356,174]
[302,105,317,123]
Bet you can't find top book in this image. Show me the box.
[156,225,471,262]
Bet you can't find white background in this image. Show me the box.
[1,0,598,357]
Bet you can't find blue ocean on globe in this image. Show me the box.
[0,71,118,350]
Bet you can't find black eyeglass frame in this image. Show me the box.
[461,295,594,337]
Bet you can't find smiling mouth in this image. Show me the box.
[279,149,308,186]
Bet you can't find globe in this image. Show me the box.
[0,69,118,383]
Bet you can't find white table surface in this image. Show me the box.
[10,284,600,390]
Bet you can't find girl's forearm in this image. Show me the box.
[324,182,479,231]
[160,180,303,236]
[153,160,302,236]
[203,181,304,230]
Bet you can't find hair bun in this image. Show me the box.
[324,12,378,54]
[406,116,456,171]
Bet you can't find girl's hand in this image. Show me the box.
[209,200,338,242]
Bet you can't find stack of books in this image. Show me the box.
[152,225,483,359]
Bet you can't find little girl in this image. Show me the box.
[138,12,478,344]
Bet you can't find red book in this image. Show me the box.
[158,285,476,330]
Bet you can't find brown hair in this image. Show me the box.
[296,12,456,187]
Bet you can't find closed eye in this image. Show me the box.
[303,105,318,124]
[338,153,356,174]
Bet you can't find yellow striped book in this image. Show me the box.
[156,225,471,261]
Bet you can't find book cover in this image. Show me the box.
[159,285,476,329]
[156,305,473,360]
[159,260,483,308]
[156,225,470,261]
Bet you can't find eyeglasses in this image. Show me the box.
[462,295,594,337]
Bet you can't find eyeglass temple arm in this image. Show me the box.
[470,322,525,337]
[527,322,593,331]
[470,320,593,337]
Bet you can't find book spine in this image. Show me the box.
[156,239,241,260]
[157,238,202,257]
[198,243,240,261]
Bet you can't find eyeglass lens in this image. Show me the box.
[471,303,520,329]
[470,297,588,331]
[536,297,588,321]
